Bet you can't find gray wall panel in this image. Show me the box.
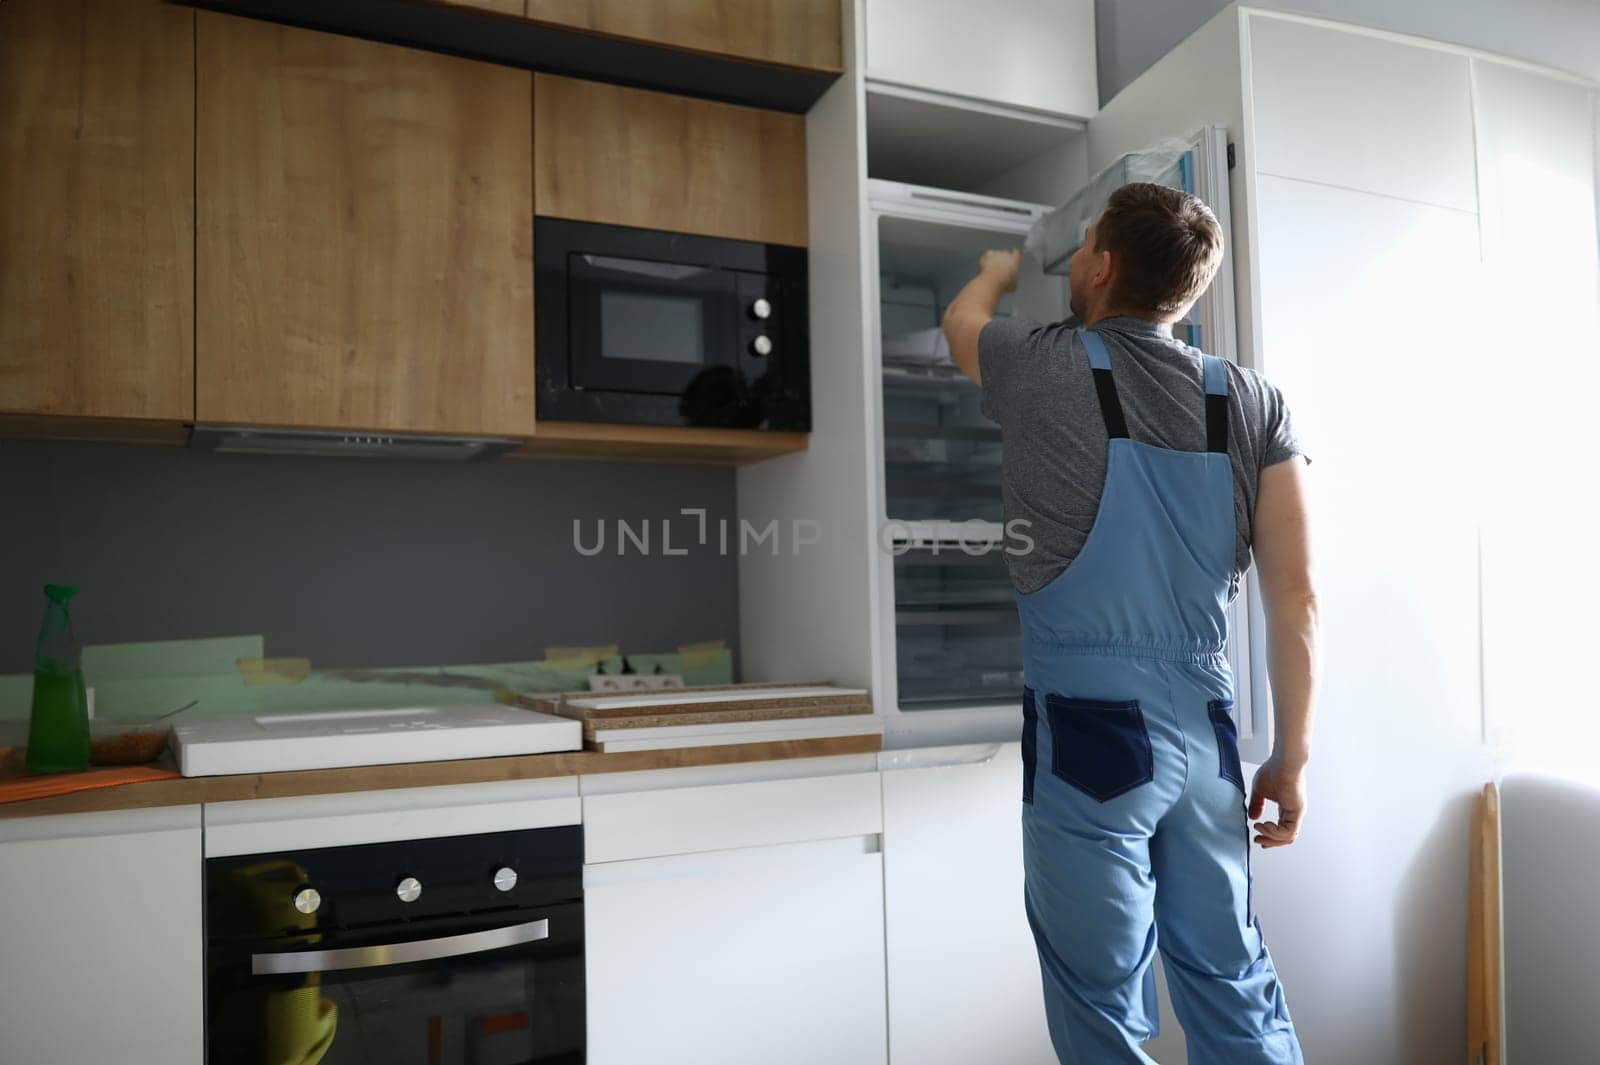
[0,442,739,674]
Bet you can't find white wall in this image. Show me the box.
[1500,775,1600,1065]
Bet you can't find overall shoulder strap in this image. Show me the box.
[1078,329,1128,439]
[1202,354,1230,454]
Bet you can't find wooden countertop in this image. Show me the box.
[0,734,883,820]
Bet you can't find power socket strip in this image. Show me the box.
[587,673,686,693]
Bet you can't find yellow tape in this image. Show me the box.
[542,645,619,670]
[677,640,727,668]
[236,657,311,685]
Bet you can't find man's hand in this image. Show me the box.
[980,248,1022,294]
[1248,756,1306,848]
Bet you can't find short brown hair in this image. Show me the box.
[1093,182,1224,317]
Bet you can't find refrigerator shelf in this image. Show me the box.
[895,607,1018,626]
[882,421,1000,444]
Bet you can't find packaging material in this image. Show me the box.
[524,682,878,752]
[1025,137,1193,274]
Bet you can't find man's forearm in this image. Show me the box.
[947,270,1011,323]
[1265,592,1319,769]
[942,268,1014,383]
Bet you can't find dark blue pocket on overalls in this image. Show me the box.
[1208,698,1246,794]
[1021,688,1038,805]
[1045,694,1154,802]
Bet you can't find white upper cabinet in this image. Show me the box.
[1470,60,1598,300]
[1247,14,1478,212]
[864,0,1097,118]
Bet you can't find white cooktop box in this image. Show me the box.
[170,705,582,777]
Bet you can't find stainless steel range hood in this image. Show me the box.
[189,425,521,461]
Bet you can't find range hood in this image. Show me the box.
[189,425,521,461]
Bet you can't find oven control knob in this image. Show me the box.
[750,335,773,357]
[749,298,772,320]
[493,866,518,893]
[293,887,321,915]
[395,876,422,904]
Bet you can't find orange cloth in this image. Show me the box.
[0,747,180,804]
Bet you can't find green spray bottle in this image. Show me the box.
[25,584,89,773]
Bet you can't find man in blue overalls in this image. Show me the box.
[943,182,1319,1064]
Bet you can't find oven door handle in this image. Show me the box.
[251,918,551,976]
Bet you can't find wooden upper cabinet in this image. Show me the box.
[0,0,194,422]
[535,74,807,247]
[196,13,536,437]
[527,0,842,72]
[442,0,527,15]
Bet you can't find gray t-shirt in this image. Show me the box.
[978,314,1308,600]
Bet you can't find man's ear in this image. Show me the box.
[1092,248,1114,290]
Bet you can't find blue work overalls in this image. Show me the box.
[1018,329,1303,1064]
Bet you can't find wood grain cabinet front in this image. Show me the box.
[442,0,528,15]
[0,0,195,423]
[526,0,842,73]
[195,13,536,437]
[534,73,808,247]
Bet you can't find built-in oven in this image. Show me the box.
[535,217,810,430]
[206,826,584,1064]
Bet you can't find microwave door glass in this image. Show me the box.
[600,291,705,365]
[568,253,738,396]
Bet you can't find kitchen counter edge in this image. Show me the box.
[0,733,886,820]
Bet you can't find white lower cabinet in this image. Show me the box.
[0,805,204,1064]
[881,742,1056,1065]
[581,760,889,1065]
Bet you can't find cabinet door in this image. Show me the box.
[443,0,526,14]
[196,13,536,436]
[1247,14,1477,212]
[881,744,1056,1065]
[0,807,204,1063]
[535,73,807,247]
[584,835,888,1065]
[864,0,1096,118]
[526,0,842,72]
[0,0,194,421]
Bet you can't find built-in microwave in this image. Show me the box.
[534,218,810,431]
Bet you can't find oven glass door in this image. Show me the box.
[567,252,742,395]
[208,902,585,1065]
